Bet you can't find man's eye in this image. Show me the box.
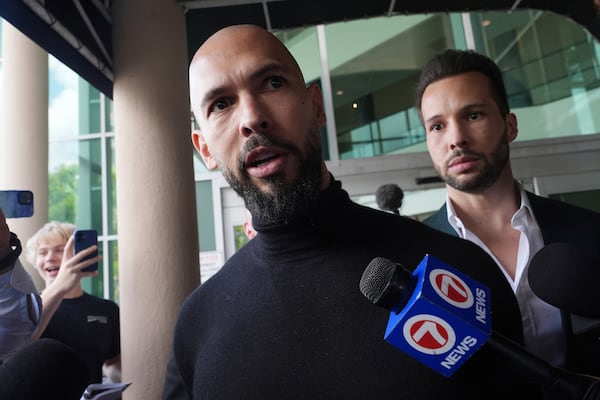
[268,76,284,89]
[211,99,229,112]
[429,123,443,132]
[468,112,481,120]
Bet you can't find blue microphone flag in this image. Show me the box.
[384,254,492,377]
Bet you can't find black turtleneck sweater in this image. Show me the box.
[172,178,542,399]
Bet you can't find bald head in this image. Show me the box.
[189,24,305,117]
[191,25,302,73]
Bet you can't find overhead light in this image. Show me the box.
[352,102,358,109]
[482,19,492,27]
[336,90,344,96]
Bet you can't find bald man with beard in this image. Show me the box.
[166,25,544,400]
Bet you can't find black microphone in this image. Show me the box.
[0,338,91,400]
[360,255,600,400]
[375,184,404,215]
[529,242,600,377]
[528,242,600,318]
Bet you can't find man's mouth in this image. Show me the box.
[449,155,474,167]
[447,155,479,173]
[245,147,288,178]
[247,151,280,167]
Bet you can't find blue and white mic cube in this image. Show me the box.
[384,254,492,377]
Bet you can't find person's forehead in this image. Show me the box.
[190,29,301,109]
[195,34,292,73]
[38,237,66,249]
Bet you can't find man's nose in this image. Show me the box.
[448,121,468,150]
[239,95,269,137]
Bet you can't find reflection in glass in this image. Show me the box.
[288,10,600,160]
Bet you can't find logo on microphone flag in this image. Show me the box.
[384,254,492,377]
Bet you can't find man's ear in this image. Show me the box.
[191,130,218,170]
[308,84,326,127]
[506,112,518,143]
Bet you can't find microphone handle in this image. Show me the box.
[487,331,600,400]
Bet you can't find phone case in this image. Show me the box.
[74,229,98,272]
[0,190,34,218]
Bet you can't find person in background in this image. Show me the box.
[25,221,121,384]
[167,24,543,399]
[0,209,100,361]
[416,49,600,375]
[375,183,404,215]
[243,209,257,240]
[1,209,98,399]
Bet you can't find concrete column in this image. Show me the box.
[0,21,49,289]
[112,1,200,399]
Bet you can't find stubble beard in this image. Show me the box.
[221,124,324,225]
[440,129,510,193]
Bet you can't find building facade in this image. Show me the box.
[2,8,600,300]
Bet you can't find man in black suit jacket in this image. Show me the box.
[415,49,600,375]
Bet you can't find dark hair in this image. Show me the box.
[375,184,404,215]
[415,49,510,117]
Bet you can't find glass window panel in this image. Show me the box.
[196,180,215,252]
[471,10,600,138]
[107,137,118,235]
[48,139,103,232]
[75,139,103,233]
[105,96,114,132]
[49,57,78,140]
[48,142,79,223]
[77,78,101,134]
[108,239,120,302]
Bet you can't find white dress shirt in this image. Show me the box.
[445,186,566,367]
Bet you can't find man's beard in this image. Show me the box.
[440,128,510,193]
[221,125,324,225]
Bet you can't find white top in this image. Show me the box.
[445,186,566,367]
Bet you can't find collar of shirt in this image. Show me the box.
[444,184,544,290]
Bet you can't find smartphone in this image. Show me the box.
[0,190,34,218]
[74,229,99,272]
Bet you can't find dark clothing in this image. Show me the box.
[424,190,600,376]
[0,338,90,400]
[42,292,120,384]
[172,178,542,399]
[164,351,189,400]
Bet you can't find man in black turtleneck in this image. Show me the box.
[167,24,543,400]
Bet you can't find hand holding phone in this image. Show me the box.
[0,190,34,218]
[74,229,99,272]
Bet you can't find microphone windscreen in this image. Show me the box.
[360,257,397,303]
[0,338,91,400]
[360,257,416,312]
[528,242,600,318]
